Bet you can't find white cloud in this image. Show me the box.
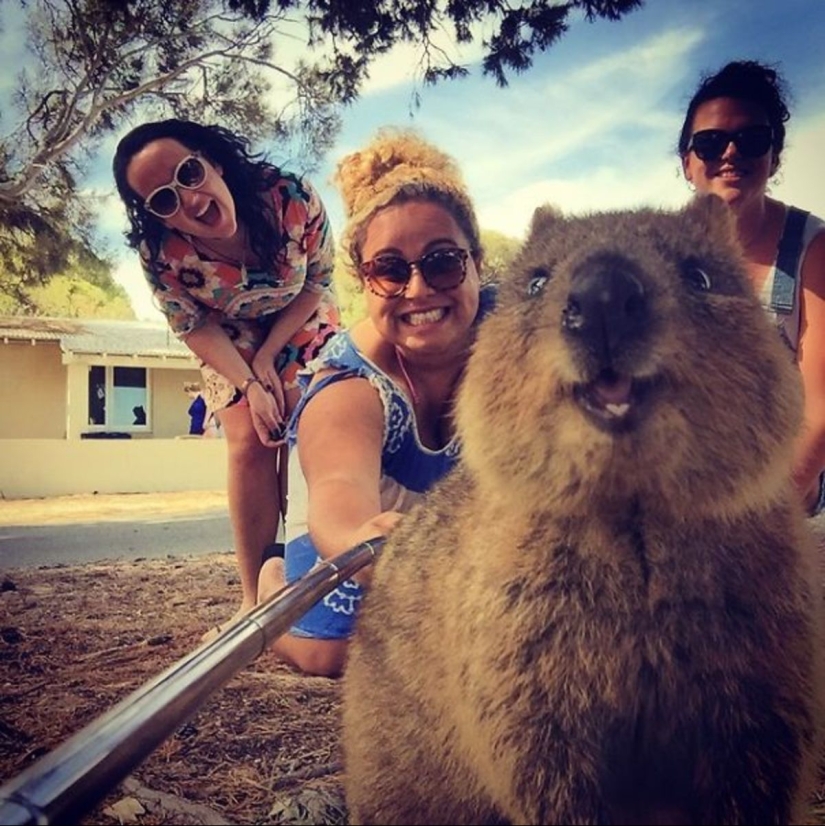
[259,15,488,120]
[383,26,702,218]
[90,190,129,240]
[773,111,825,219]
[316,26,711,244]
[564,27,704,89]
[73,186,164,320]
[358,31,488,97]
[112,256,165,322]
[476,108,825,241]
[478,161,690,239]
[358,43,432,96]
[436,27,708,237]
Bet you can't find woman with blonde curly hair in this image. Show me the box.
[258,128,496,677]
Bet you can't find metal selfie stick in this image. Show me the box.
[0,537,385,826]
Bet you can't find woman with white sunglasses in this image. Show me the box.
[680,61,825,518]
[113,120,340,640]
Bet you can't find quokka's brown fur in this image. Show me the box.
[342,195,824,825]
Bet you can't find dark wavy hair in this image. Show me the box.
[113,119,286,281]
[677,60,791,166]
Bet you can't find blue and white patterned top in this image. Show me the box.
[282,284,495,639]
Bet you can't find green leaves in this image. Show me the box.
[0,0,643,307]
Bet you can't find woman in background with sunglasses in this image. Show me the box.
[679,60,825,517]
[113,120,340,640]
[256,128,495,677]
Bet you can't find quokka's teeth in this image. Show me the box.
[605,402,630,417]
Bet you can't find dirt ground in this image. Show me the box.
[3,494,825,824]
[0,493,345,825]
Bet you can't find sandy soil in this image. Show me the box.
[3,496,825,824]
[0,490,346,825]
[0,552,345,826]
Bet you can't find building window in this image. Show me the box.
[87,366,148,428]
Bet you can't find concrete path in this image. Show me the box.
[0,508,233,569]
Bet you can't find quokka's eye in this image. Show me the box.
[527,267,551,296]
[682,259,712,292]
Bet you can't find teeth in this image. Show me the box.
[605,402,630,417]
[404,308,445,326]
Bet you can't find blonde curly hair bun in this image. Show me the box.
[333,128,480,278]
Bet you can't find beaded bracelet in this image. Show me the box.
[240,376,263,397]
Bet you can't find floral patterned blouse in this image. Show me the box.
[139,173,335,337]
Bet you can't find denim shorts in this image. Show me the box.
[284,533,364,640]
[201,299,339,412]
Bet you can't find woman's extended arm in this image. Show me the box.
[296,375,397,561]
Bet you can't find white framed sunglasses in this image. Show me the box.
[143,153,208,218]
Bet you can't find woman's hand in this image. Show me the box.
[251,347,286,418]
[245,380,286,448]
[347,510,404,588]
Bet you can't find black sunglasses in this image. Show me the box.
[687,124,773,162]
[360,248,469,298]
[143,154,208,218]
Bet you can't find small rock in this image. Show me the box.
[268,787,347,825]
[102,796,145,824]
[175,722,198,739]
[1,627,23,644]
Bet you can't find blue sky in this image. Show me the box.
[9,0,825,320]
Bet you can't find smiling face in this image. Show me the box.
[457,197,802,518]
[125,137,238,239]
[360,200,481,362]
[682,97,777,210]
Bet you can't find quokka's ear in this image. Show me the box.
[684,193,740,254]
[526,203,565,242]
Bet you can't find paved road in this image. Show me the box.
[3,508,822,571]
[0,509,233,568]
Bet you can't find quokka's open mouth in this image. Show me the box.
[573,368,659,432]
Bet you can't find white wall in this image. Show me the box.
[0,438,227,498]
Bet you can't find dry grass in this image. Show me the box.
[3,498,825,824]
[0,553,345,825]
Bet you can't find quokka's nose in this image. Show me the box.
[562,254,648,363]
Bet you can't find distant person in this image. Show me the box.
[185,384,208,435]
[132,405,147,425]
[679,60,825,516]
[256,129,496,677]
[202,408,221,439]
[113,119,341,641]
